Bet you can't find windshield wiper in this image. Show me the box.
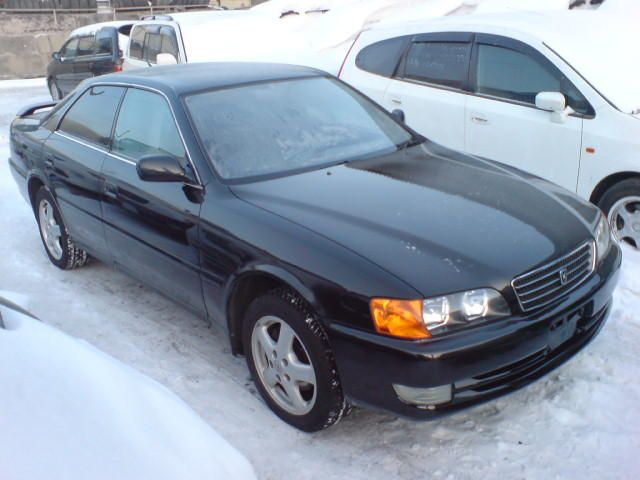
[396,135,425,152]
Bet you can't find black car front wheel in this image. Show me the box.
[243,288,349,432]
[35,188,89,270]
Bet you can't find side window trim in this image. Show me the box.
[108,85,202,186]
[470,33,595,117]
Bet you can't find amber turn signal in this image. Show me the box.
[370,298,431,339]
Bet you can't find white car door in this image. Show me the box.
[465,35,589,192]
[382,33,473,152]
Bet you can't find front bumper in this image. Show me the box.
[328,242,622,419]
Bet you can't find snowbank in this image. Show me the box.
[0,304,256,480]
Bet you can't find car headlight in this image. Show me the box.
[594,212,612,264]
[370,289,510,339]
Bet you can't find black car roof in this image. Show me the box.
[92,62,326,96]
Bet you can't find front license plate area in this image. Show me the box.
[548,312,579,351]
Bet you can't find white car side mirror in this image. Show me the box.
[535,92,573,124]
[156,53,178,66]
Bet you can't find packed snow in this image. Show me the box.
[0,302,257,480]
[1,80,639,480]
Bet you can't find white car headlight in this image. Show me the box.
[423,288,510,334]
[595,213,612,264]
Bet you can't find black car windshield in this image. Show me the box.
[185,76,414,180]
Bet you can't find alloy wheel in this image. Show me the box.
[607,195,640,249]
[38,199,63,260]
[251,315,317,415]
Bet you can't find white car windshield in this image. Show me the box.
[185,76,414,180]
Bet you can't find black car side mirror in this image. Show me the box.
[52,51,61,61]
[391,109,405,123]
[137,155,188,183]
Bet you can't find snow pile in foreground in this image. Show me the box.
[0,305,256,480]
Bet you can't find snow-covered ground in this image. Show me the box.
[1,80,639,480]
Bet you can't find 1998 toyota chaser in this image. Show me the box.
[9,63,621,432]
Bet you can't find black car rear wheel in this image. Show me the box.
[34,188,89,270]
[242,288,349,432]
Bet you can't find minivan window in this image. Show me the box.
[58,86,124,146]
[77,36,96,57]
[355,36,409,78]
[403,42,471,89]
[475,44,592,114]
[95,29,114,55]
[186,77,413,180]
[145,27,179,64]
[129,26,145,60]
[112,88,186,162]
[61,38,79,59]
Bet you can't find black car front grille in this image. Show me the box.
[512,241,595,312]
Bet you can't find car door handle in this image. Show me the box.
[470,114,489,125]
[103,183,118,200]
[44,157,54,167]
[390,98,402,105]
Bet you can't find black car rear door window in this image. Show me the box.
[58,86,125,147]
[402,41,471,89]
[112,88,186,163]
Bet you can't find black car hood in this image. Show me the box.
[230,141,599,297]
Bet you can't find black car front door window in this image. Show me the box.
[112,88,186,163]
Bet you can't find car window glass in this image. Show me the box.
[476,44,592,114]
[144,32,163,64]
[129,26,145,60]
[186,77,413,180]
[476,44,562,106]
[403,42,470,89]
[160,26,179,60]
[61,38,79,58]
[112,88,185,162]
[95,29,114,55]
[77,36,96,57]
[59,86,124,146]
[355,36,408,78]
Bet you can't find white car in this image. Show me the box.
[339,10,640,248]
[122,10,315,70]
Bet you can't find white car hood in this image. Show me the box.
[0,304,256,480]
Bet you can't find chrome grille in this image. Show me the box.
[512,241,595,312]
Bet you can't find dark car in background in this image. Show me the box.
[9,63,621,432]
[47,21,133,100]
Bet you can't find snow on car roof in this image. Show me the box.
[369,9,640,114]
[70,20,134,37]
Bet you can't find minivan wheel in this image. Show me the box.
[35,188,89,270]
[242,288,349,432]
[598,179,640,249]
[48,79,61,101]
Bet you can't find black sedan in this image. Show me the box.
[9,63,621,432]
